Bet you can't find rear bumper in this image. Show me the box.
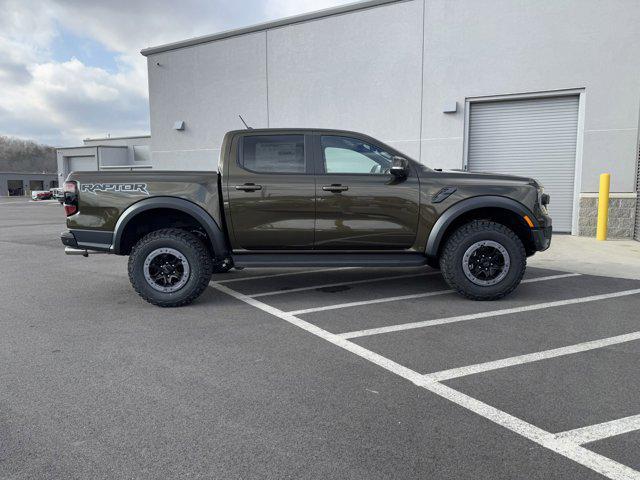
[60,230,78,247]
[60,229,113,252]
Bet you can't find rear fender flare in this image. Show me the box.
[425,196,538,261]
[112,197,228,257]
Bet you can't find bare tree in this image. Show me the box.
[0,136,57,173]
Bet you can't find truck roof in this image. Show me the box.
[224,128,415,161]
[226,128,373,135]
[225,128,402,145]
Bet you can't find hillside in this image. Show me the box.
[0,136,57,173]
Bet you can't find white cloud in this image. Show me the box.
[0,0,154,145]
[0,0,353,146]
[0,57,149,145]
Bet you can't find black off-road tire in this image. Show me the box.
[128,228,213,307]
[440,220,526,301]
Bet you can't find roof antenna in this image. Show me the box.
[238,115,253,130]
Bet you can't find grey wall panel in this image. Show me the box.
[97,147,129,167]
[266,0,423,159]
[420,137,463,170]
[385,140,420,161]
[147,32,268,170]
[581,129,640,192]
[152,149,220,171]
[421,0,640,191]
[68,156,98,172]
[133,145,151,163]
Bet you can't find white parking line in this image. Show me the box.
[216,267,358,283]
[211,281,640,480]
[339,286,640,340]
[426,331,640,382]
[250,271,438,298]
[289,273,580,316]
[289,288,453,315]
[0,201,43,206]
[555,414,640,445]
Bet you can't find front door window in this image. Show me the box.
[321,136,392,175]
[315,135,419,249]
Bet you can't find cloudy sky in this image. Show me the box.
[0,0,352,146]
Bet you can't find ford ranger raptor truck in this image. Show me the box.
[60,129,552,307]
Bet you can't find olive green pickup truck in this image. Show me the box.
[61,128,552,307]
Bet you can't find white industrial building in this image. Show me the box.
[0,172,58,196]
[58,0,640,239]
[56,135,151,184]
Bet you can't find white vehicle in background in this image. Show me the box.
[51,187,65,203]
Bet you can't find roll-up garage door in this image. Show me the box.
[68,156,97,172]
[467,95,579,232]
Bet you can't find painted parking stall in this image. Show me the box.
[211,266,640,480]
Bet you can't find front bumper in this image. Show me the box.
[531,225,552,251]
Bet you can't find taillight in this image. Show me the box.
[63,181,78,216]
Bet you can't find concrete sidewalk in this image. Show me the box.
[528,234,640,280]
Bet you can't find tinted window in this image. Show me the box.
[321,136,392,174]
[242,135,305,173]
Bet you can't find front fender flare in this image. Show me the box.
[112,196,228,257]
[425,195,538,261]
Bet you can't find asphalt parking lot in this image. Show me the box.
[2,196,640,479]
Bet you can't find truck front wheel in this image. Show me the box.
[439,220,526,301]
[128,228,213,307]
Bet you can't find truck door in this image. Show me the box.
[314,134,420,250]
[226,133,315,250]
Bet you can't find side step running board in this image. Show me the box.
[65,247,109,257]
[231,253,428,268]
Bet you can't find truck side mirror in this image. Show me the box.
[390,156,409,178]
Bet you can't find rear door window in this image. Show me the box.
[241,135,306,174]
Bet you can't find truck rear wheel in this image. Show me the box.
[439,220,526,301]
[128,228,213,307]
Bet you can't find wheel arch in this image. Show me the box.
[425,196,538,262]
[113,197,228,258]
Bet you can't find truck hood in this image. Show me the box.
[434,169,541,188]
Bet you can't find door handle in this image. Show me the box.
[322,184,349,192]
[235,183,262,192]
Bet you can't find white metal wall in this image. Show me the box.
[467,96,579,232]
[145,0,640,196]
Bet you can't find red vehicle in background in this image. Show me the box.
[31,190,53,200]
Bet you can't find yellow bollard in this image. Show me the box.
[596,173,610,241]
